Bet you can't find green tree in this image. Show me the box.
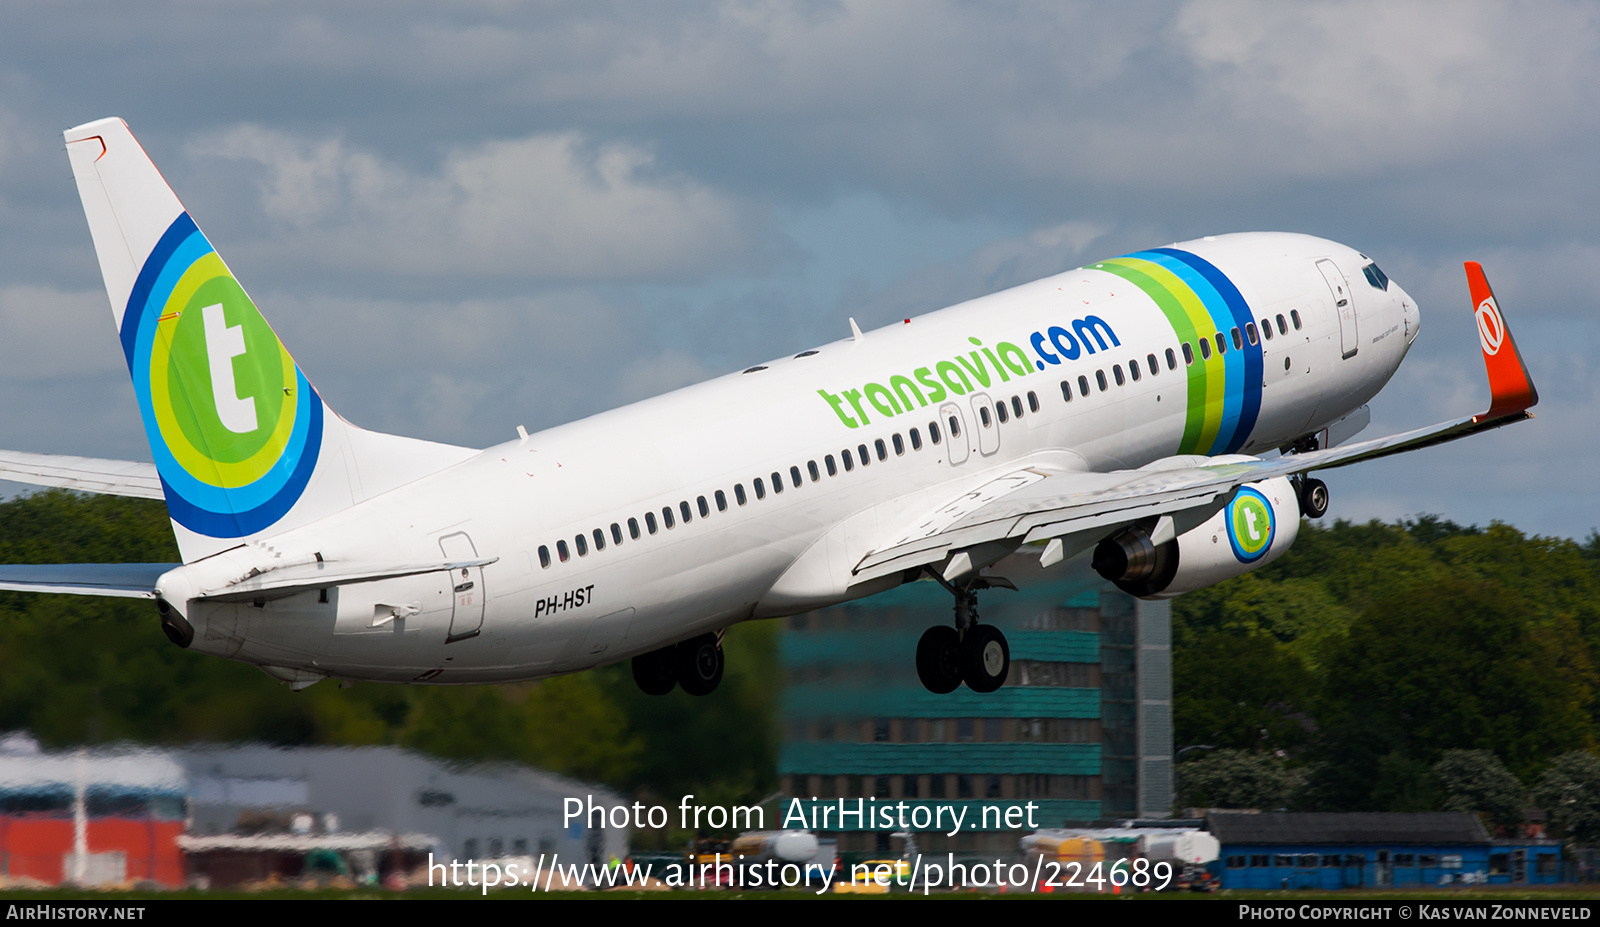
[1534,751,1600,845]
[1434,749,1526,833]
[1310,580,1595,808]
[1176,749,1301,810]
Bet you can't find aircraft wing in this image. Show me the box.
[852,261,1537,585]
[0,450,163,500]
[0,563,175,598]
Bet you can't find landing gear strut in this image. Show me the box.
[915,569,1012,694]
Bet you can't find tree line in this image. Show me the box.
[1174,514,1600,842]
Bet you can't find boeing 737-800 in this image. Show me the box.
[0,118,1538,696]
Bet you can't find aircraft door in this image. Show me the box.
[439,531,485,643]
[1317,259,1358,359]
[939,402,971,465]
[969,392,1000,456]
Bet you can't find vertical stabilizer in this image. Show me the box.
[64,118,475,562]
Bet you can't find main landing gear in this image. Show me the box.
[915,570,1013,694]
[632,631,724,697]
[1294,475,1329,519]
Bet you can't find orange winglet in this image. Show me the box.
[1466,261,1538,422]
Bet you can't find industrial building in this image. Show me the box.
[1209,812,1569,889]
[778,554,1172,854]
[0,733,627,888]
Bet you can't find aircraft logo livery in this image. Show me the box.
[1094,250,1263,456]
[0,117,1541,698]
[122,212,323,538]
[1226,487,1275,564]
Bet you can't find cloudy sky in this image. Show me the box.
[1,1,1597,539]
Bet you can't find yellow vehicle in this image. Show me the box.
[834,858,911,894]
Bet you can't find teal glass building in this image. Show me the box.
[778,554,1173,854]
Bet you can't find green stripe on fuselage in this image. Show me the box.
[1096,258,1220,454]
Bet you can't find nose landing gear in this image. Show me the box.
[914,569,1013,694]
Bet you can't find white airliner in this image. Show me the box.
[0,118,1538,695]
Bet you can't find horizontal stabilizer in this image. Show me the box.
[197,557,500,603]
[0,450,163,499]
[0,563,175,598]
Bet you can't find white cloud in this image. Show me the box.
[191,125,768,282]
[0,285,123,380]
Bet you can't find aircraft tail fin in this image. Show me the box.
[63,118,474,563]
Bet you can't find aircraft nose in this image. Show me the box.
[1396,282,1420,346]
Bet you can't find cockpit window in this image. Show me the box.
[1362,262,1390,291]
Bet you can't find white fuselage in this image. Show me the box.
[161,232,1416,684]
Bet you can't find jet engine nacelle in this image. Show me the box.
[1092,476,1300,598]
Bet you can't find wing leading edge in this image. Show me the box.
[851,262,1538,586]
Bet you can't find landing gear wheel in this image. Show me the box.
[916,626,963,694]
[961,625,1010,693]
[632,645,677,696]
[1299,477,1329,519]
[676,633,724,696]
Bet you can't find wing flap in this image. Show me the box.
[0,450,163,500]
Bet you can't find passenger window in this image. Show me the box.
[804,461,817,482]
[910,428,922,450]
[1012,396,1024,418]
[1261,319,1274,340]
[858,445,870,466]
[1129,361,1140,382]
[772,472,784,493]
[948,415,961,437]
[663,506,675,528]
[1246,323,1259,345]
[874,439,887,460]
[735,484,747,506]
[629,517,641,539]
[1027,392,1039,412]
[1060,380,1073,402]
[1276,314,1288,335]
[681,500,692,523]
[790,466,802,488]
[576,534,588,556]
[825,454,837,476]
[892,434,904,455]
[557,540,570,561]
[1096,370,1108,391]
[1182,343,1194,365]
[611,523,623,545]
[1199,339,1211,360]
[697,496,709,518]
[593,528,605,551]
[843,449,854,470]
[1078,375,1090,397]
[538,545,551,568]
[754,475,769,497]
[715,490,727,511]
[1166,347,1177,369]
[645,512,658,534]
[1215,333,1226,354]
[995,402,1008,423]
[1112,365,1124,386]
[979,406,992,426]
[1231,327,1243,350]
[1147,353,1158,376]
[930,422,942,444]
[1291,310,1302,330]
